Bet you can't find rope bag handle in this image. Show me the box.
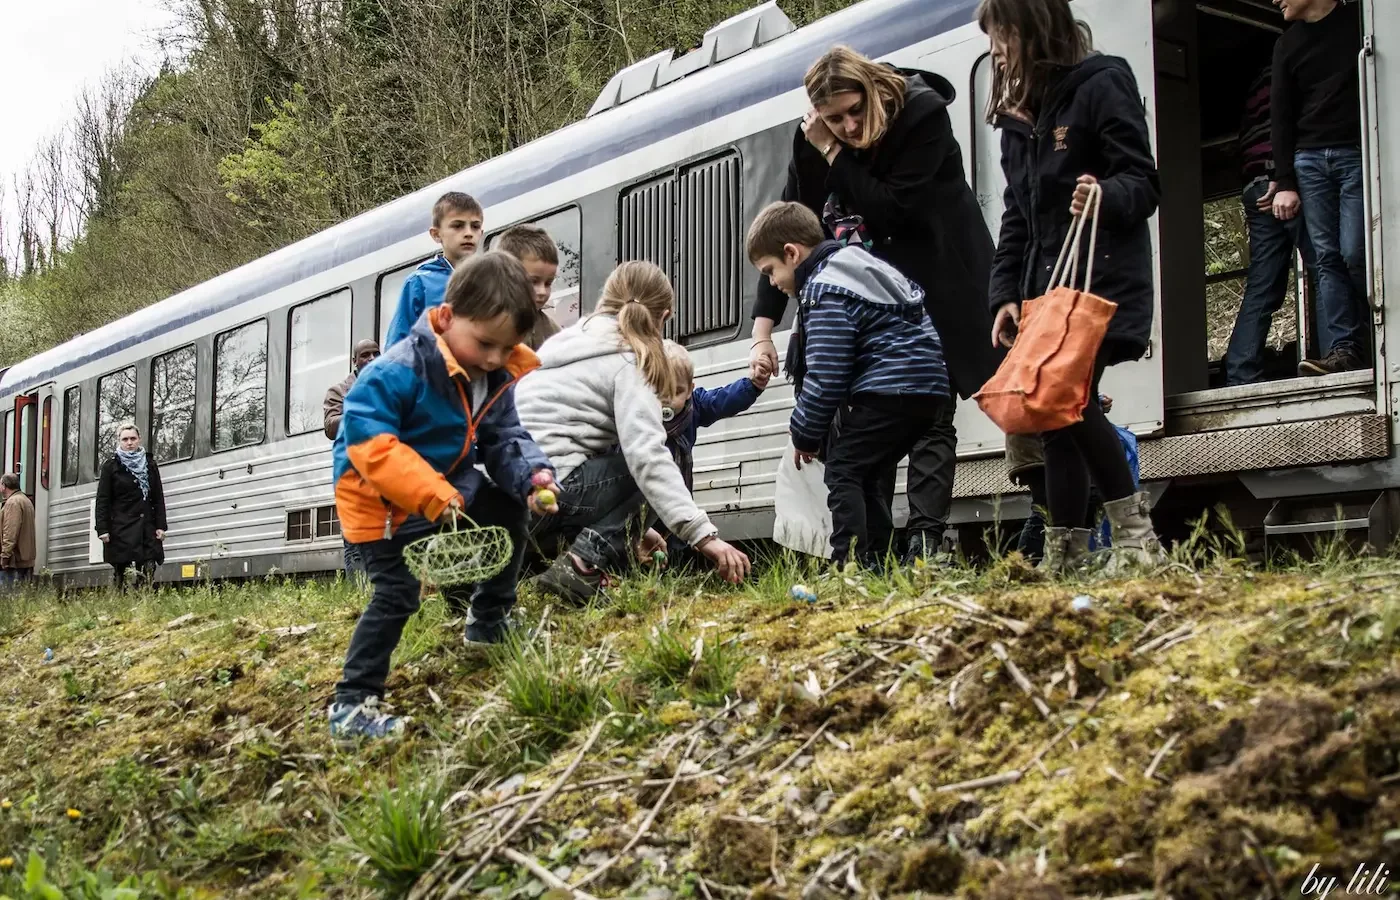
[1048,182,1104,294]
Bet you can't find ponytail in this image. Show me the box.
[592,261,679,400]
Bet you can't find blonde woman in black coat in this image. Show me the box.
[95,423,167,589]
[749,46,1001,565]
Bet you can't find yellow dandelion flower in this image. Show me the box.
[0,799,10,810]
[0,856,12,870]
[66,808,81,820]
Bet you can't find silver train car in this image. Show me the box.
[2,0,1398,585]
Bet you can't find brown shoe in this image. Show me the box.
[1298,346,1364,376]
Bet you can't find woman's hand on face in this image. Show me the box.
[1070,174,1100,216]
[992,302,1022,349]
[801,109,837,154]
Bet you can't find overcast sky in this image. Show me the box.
[1,0,176,201]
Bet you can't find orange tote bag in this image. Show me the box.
[975,184,1118,435]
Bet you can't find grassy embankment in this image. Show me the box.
[0,542,1396,898]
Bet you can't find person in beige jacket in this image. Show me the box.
[322,339,382,440]
[1,473,36,583]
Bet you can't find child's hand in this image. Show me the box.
[528,469,561,515]
[751,365,772,390]
[636,528,667,564]
[440,495,467,524]
[696,536,751,584]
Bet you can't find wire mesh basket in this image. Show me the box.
[403,515,513,586]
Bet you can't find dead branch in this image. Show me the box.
[1024,688,1108,771]
[935,769,1022,793]
[1143,733,1179,781]
[1133,621,1196,656]
[991,642,1053,719]
[768,723,829,777]
[573,733,700,889]
[440,720,606,899]
[499,847,601,900]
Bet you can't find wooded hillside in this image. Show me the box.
[0,0,856,368]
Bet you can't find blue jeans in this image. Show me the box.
[335,484,528,705]
[1224,177,1313,385]
[342,539,363,575]
[1295,147,1367,357]
[528,451,651,572]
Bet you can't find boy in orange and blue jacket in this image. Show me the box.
[329,251,560,741]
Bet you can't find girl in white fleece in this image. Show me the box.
[516,261,751,603]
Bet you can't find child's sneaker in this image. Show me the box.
[465,616,512,646]
[327,697,406,742]
[533,555,607,606]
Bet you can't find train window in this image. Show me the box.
[285,509,312,542]
[377,258,431,345]
[288,289,352,436]
[486,207,584,327]
[96,367,137,460]
[151,345,197,463]
[315,505,340,538]
[620,152,742,344]
[40,396,51,490]
[213,319,268,452]
[61,386,80,486]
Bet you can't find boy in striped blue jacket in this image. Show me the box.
[747,201,951,567]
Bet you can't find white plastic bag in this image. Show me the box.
[773,440,832,559]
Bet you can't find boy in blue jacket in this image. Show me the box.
[747,201,951,568]
[384,191,484,347]
[647,340,770,564]
[330,251,560,741]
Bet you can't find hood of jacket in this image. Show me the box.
[803,245,927,312]
[995,53,1133,129]
[534,314,634,369]
[896,66,955,120]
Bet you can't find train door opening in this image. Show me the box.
[1157,0,1382,415]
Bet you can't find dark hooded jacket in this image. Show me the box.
[988,54,1160,361]
[752,68,1001,399]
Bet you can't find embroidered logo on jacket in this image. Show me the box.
[1054,126,1069,152]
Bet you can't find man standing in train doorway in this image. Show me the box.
[323,339,381,575]
[1269,0,1367,376]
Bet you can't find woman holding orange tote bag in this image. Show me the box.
[978,0,1167,573]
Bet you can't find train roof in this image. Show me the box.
[0,0,978,397]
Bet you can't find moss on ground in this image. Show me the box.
[0,551,1395,898]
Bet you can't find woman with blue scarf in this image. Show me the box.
[95,423,168,590]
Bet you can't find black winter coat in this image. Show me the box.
[95,453,167,567]
[752,68,1002,399]
[988,54,1160,362]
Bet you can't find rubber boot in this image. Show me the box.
[1038,527,1093,576]
[1102,491,1168,574]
